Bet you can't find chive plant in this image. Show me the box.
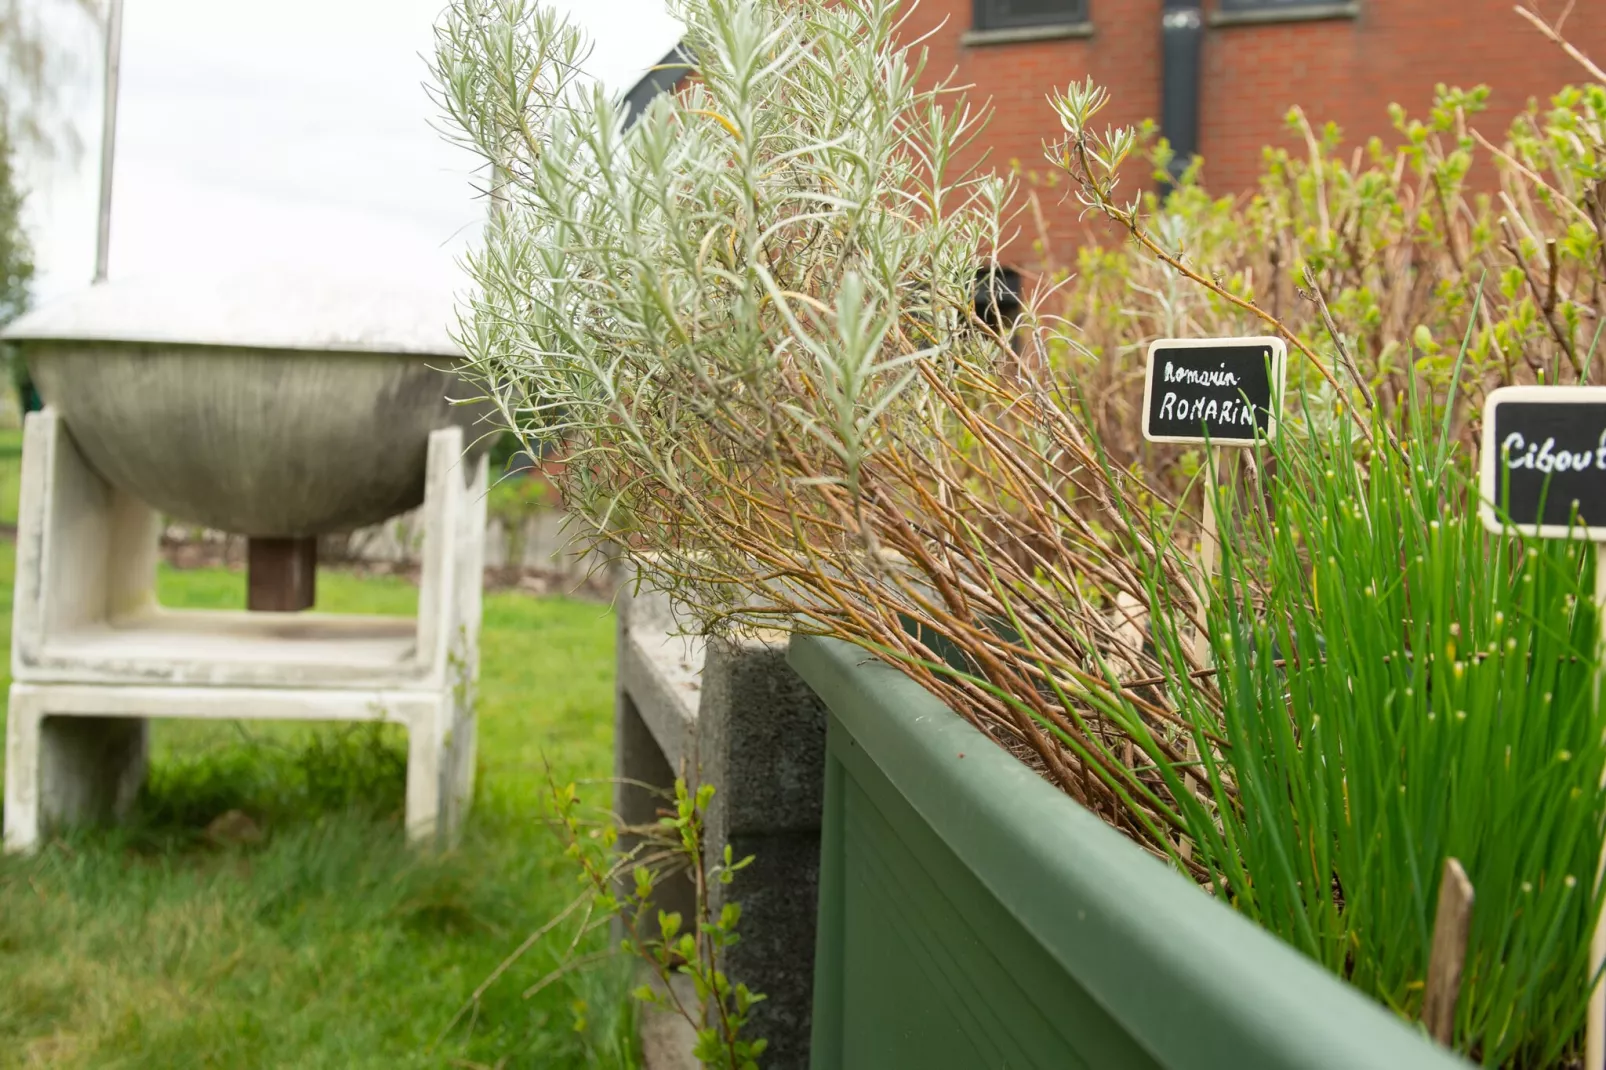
[1145,381,1606,1065]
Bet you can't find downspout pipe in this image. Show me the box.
[1160,0,1203,187]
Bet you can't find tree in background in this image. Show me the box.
[0,119,36,412]
[0,120,32,323]
[0,0,100,413]
[1,0,100,160]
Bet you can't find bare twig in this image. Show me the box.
[1514,2,1606,83]
[1304,265,1377,409]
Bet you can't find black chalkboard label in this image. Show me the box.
[1142,337,1286,445]
[1479,386,1606,540]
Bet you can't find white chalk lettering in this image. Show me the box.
[1502,431,1606,472]
[1165,362,1242,389]
[1537,437,1557,473]
[1160,392,1177,420]
[1503,432,1528,468]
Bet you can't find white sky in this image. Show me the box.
[15,0,684,303]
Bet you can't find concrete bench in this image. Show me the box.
[5,410,485,853]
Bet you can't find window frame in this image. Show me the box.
[1217,0,1348,12]
[972,0,1089,33]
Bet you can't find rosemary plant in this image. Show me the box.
[430,0,1218,846]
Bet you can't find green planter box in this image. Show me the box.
[788,635,1469,1070]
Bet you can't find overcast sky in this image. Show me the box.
[17,0,684,303]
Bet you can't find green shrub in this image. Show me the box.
[1047,75,1606,481]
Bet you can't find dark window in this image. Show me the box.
[973,0,1088,32]
[1219,0,1342,9]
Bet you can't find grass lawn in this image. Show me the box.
[0,426,21,527]
[0,444,636,1068]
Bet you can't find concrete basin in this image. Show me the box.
[2,272,492,536]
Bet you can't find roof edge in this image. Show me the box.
[621,41,695,129]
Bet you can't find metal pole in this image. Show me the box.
[94,0,125,284]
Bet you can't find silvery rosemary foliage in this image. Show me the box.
[432,0,1014,620]
[434,0,1233,855]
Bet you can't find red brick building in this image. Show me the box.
[898,0,1606,264]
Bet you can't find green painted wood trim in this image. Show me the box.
[808,736,846,1065]
[789,635,1470,1070]
[817,710,1164,1067]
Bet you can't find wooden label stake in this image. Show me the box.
[1423,857,1475,1046]
[1195,446,1230,664]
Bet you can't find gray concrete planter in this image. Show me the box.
[787,635,1470,1070]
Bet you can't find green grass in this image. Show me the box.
[0,426,22,527]
[0,541,636,1068]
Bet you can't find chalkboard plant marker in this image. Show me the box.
[1478,384,1606,1067]
[1142,336,1286,661]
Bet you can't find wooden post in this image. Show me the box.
[247,536,317,612]
[1184,446,1234,857]
[1423,857,1474,1046]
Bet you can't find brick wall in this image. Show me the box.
[901,0,1606,265]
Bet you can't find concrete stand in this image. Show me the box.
[616,580,827,1069]
[4,408,487,852]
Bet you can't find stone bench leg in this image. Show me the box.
[409,425,485,851]
[405,688,477,851]
[698,638,826,1070]
[4,684,148,852]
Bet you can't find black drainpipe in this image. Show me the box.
[1160,0,1204,187]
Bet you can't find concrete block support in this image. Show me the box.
[4,408,487,852]
[615,580,827,1070]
